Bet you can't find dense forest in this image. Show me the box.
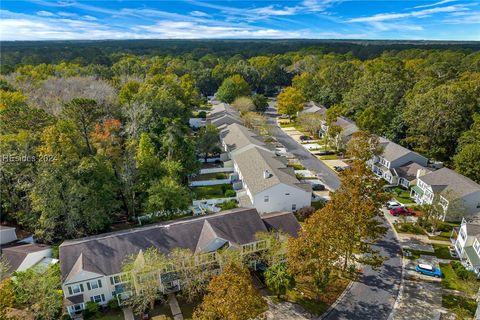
[1,40,479,244]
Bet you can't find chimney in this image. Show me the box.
[263,170,271,179]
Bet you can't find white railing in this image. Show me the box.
[189,179,231,187]
[192,197,237,206]
[199,167,234,174]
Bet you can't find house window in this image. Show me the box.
[72,303,83,312]
[285,193,290,196]
[69,283,84,295]
[90,294,105,303]
[292,204,297,211]
[87,279,102,290]
[264,196,269,203]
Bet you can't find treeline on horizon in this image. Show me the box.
[0,41,479,244]
[2,39,480,73]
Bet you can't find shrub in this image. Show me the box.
[295,206,315,222]
[224,189,236,197]
[82,302,100,319]
[107,298,119,310]
[215,173,227,180]
[218,200,238,210]
[198,111,207,118]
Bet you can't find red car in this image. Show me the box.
[390,207,415,216]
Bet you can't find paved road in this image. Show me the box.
[322,220,403,320]
[267,102,402,320]
[266,103,341,191]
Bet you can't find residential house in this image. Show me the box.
[319,116,358,149]
[219,123,312,213]
[411,168,480,220]
[1,242,54,279]
[298,101,327,116]
[59,208,300,316]
[371,138,429,187]
[206,103,242,129]
[452,218,480,276]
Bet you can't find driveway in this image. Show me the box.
[266,103,340,191]
[322,220,403,320]
[391,279,442,320]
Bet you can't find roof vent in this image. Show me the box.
[263,170,272,179]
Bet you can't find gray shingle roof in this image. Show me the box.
[221,123,266,152]
[232,146,311,195]
[396,161,431,181]
[420,167,480,199]
[262,212,301,237]
[378,137,415,162]
[301,102,327,116]
[0,243,50,277]
[59,208,299,280]
[334,116,357,130]
[465,223,480,237]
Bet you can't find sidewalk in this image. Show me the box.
[168,293,183,320]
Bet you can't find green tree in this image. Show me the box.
[193,263,267,320]
[197,124,220,162]
[12,264,63,320]
[122,247,168,315]
[146,177,191,213]
[62,98,102,155]
[454,113,480,183]
[404,82,477,160]
[264,263,295,298]
[277,87,305,116]
[252,93,269,113]
[216,75,250,103]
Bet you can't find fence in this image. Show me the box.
[192,197,237,206]
[189,179,230,187]
[199,167,234,174]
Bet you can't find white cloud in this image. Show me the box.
[57,11,78,17]
[414,0,456,9]
[348,4,469,22]
[36,10,55,17]
[251,5,299,16]
[82,15,97,21]
[190,10,209,17]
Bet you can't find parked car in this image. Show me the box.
[333,165,350,172]
[299,135,312,141]
[390,207,415,216]
[386,200,405,210]
[415,264,443,278]
[312,184,325,191]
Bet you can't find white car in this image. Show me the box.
[386,200,405,210]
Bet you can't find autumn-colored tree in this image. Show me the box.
[232,96,255,114]
[276,86,305,116]
[0,278,15,319]
[346,131,382,162]
[297,113,323,137]
[193,263,267,320]
[242,111,267,130]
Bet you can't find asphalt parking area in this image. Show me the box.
[392,279,442,320]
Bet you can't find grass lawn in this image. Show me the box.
[442,294,477,318]
[440,263,480,296]
[428,222,458,241]
[281,277,349,316]
[318,154,339,160]
[287,163,305,170]
[149,302,173,319]
[432,244,456,260]
[191,184,233,200]
[190,172,228,181]
[394,223,425,235]
[311,200,326,210]
[95,309,124,320]
[391,187,413,204]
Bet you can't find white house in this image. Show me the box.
[0,225,17,245]
[371,138,430,187]
[219,123,312,213]
[411,167,480,221]
[232,146,312,213]
[59,208,300,317]
[452,218,480,275]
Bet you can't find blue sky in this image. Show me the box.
[0,0,479,40]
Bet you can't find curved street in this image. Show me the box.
[266,102,403,320]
